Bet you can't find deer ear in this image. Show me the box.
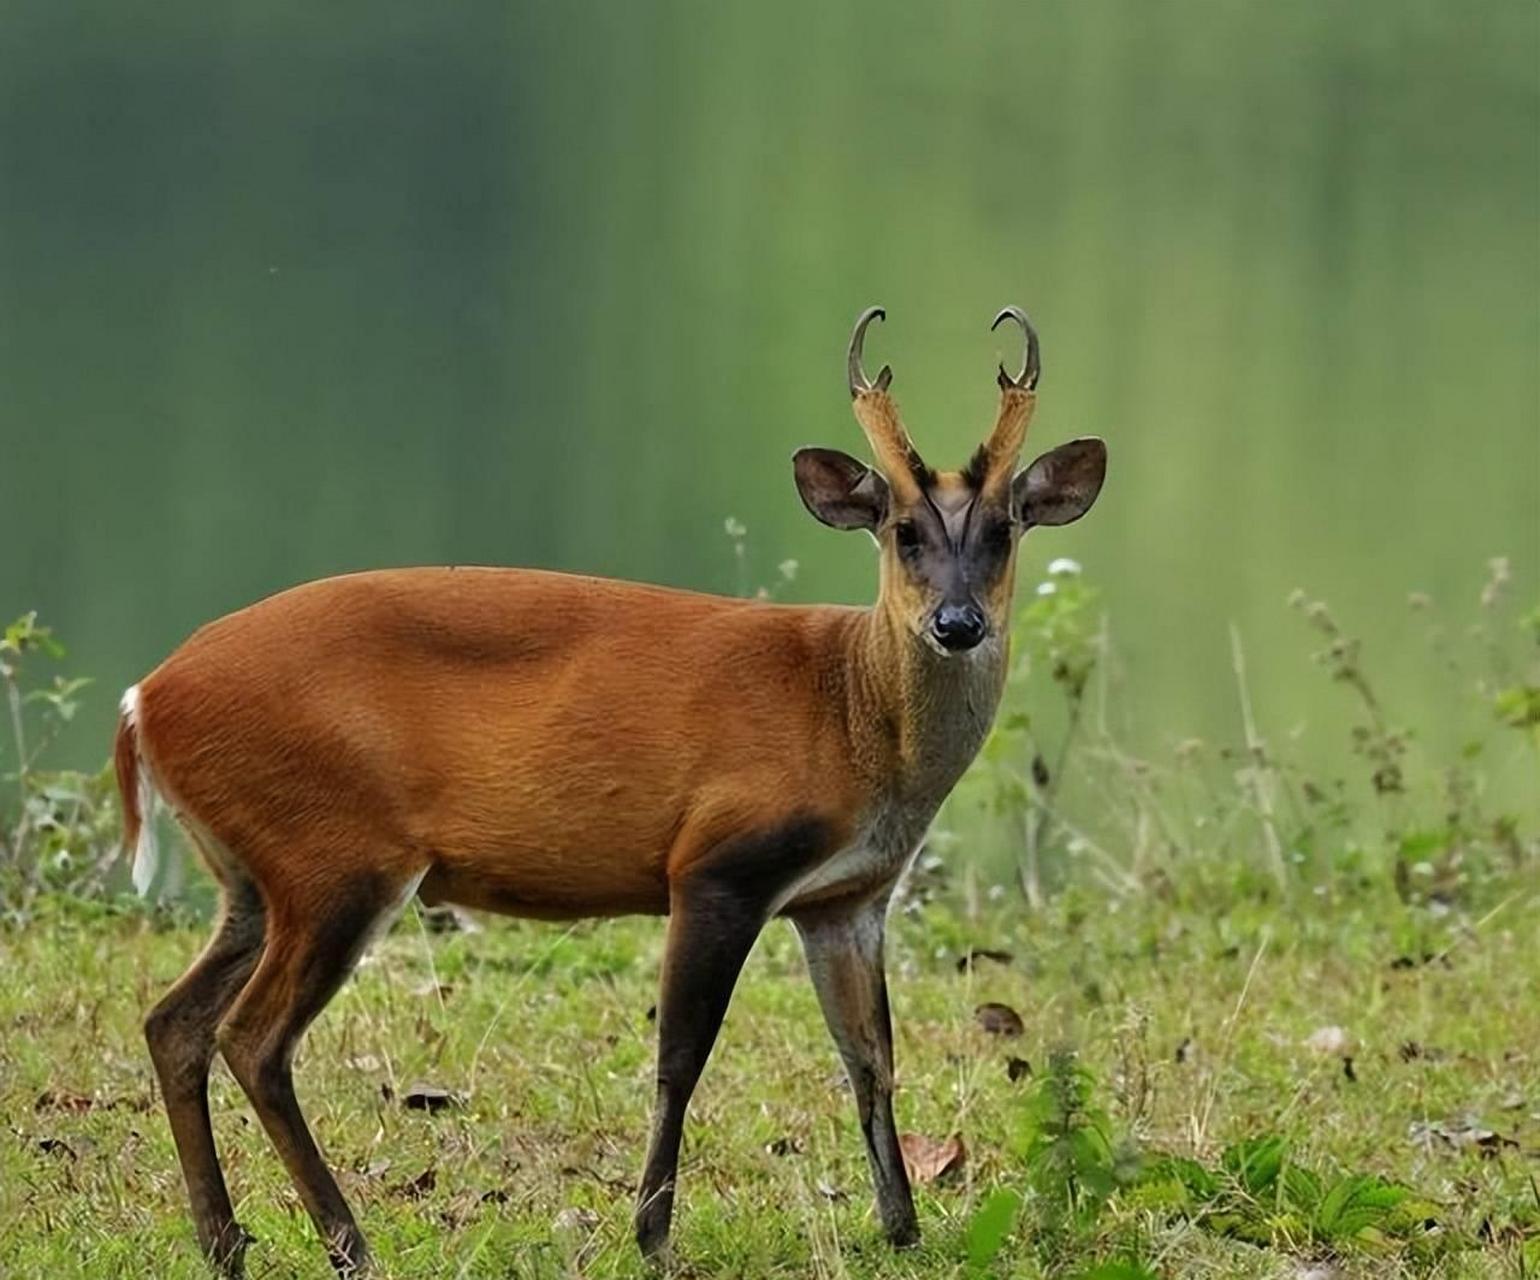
[1012,438,1107,528]
[793,448,889,531]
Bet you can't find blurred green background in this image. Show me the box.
[2,0,1535,769]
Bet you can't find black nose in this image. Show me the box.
[931,602,987,652]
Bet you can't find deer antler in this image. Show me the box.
[971,306,1041,497]
[847,307,927,496]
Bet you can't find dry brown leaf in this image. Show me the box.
[402,1083,462,1114]
[899,1133,966,1185]
[975,1002,1025,1037]
[392,1167,437,1199]
[956,948,1015,973]
[553,1206,600,1233]
[1408,1116,1518,1157]
[35,1089,95,1114]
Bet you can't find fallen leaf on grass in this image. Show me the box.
[403,1083,463,1114]
[975,1003,1024,1037]
[34,1089,95,1114]
[559,1163,635,1194]
[765,1136,804,1157]
[956,948,1014,973]
[553,1206,599,1233]
[1389,951,1451,971]
[392,1167,437,1199]
[1408,1117,1518,1158]
[899,1133,966,1185]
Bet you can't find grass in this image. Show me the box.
[2,874,1537,1278]
[3,563,1536,1276]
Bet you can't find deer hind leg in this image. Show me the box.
[215,864,423,1277]
[145,873,267,1276]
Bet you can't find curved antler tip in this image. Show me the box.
[848,307,891,397]
[991,305,1025,333]
[991,305,1041,390]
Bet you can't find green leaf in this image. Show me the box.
[965,1188,1021,1269]
[1281,1162,1323,1212]
[1073,1264,1159,1280]
[1493,684,1540,729]
[1142,1154,1220,1201]
[1222,1135,1286,1198]
[1314,1174,1410,1238]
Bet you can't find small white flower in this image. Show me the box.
[1036,581,1057,596]
[1303,1025,1353,1056]
[1047,557,1082,577]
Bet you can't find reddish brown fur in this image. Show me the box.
[114,714,142,859]
[135,567,880,918]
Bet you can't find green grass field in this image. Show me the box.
[4,575,1536,1276]
[3,877,1537,1279]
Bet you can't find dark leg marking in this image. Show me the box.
[634,814,836,1258]
[144,877,267,1276]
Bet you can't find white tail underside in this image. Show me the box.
[121,685,161,896]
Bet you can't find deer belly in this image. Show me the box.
[417,852,670,920]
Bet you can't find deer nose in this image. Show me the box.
[931,602,987,652]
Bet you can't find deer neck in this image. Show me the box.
[846,603,1009,807]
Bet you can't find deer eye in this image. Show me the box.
[981,519,1013,552]
[893,521,922,555]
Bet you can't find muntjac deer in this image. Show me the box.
[117,306,1107,1276]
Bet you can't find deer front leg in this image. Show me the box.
[633,875,766,1259]
[792,893,918,1247]
[635,813,839,1259]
